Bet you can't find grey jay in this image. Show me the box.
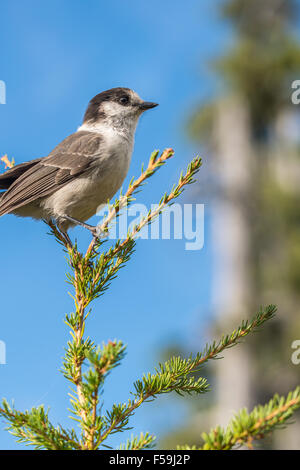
[0,87,158,239]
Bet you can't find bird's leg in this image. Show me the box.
[62,214,103,239]
[62,231,73,248]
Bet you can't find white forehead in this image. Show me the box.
[129,89,142,101]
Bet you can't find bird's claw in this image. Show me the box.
[91,225,108,241]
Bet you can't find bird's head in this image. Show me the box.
[82,88,158,132]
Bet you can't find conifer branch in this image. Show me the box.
[195,305,277,367]
[178,387,300,450]
[119,432,156,450]
[94,306,276,446]
[0,401,81,450]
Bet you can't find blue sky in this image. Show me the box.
[0,0,229,449]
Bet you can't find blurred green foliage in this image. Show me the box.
[163,0,300,449]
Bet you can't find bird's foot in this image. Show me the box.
[60,214,108,243]
[91,225,108,242]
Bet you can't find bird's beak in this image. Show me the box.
[139,101,159,111]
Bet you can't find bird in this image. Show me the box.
[0,87,158,242]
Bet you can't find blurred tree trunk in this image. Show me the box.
[211,97,253,425]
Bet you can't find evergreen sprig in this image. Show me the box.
[0,401,80,450]
[119,432,156,450]
[197,304,277,366]
[178,387,300,450]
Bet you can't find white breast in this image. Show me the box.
[42,124,134,224]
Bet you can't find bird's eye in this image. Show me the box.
[119,96,129,105]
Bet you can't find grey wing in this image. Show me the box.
[0,131,102,216]
[0,158,42,189]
